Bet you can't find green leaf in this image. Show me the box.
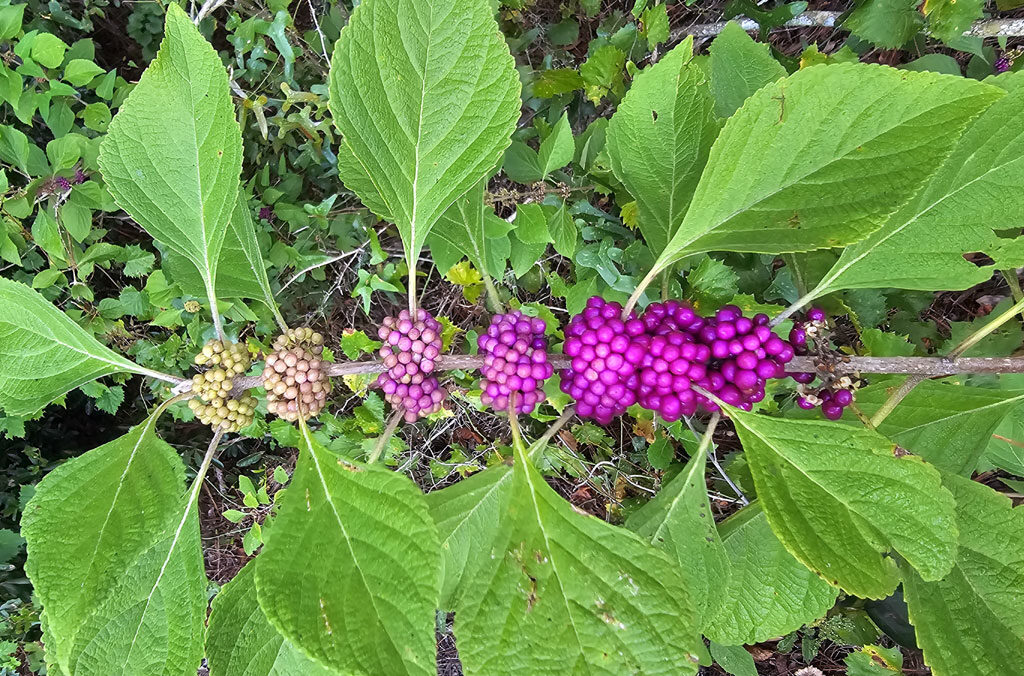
[709,22,786,118]
[537,112,574,179]
[729,407,958,599]
[983,407,1024,476]
[99,4,243,316]
[844,0,923,48]
[801,72,1024,299]
[207,560,336,676]
[0,4,25,40]
[709,641,758,676]
[427,463,513,608]
[581,44,626,104]
[0,528,24,565]
[30,33,69,69]
[534,68,584,98]
[684,255,740,309]
[255,422,440,676]
[164,194,284,323]
[704,503,839,645]
[903,474,1024,676]
[626,445,730,626]
[924,0,984,43]
[607,36,716,254]
[646,63,1002,281]
[454,443,701,675]
[428,179,505,281]
[22,411,205,676]
[328,0,520,271]
[63,59,105,87]
[845,644,904,675]
[0,278,161,415]
[850,380,1024,475]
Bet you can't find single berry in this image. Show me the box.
[478,311,553,415]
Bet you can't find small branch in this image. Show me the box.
[194,0,229,24]
[197,354,1024,398]
[671,11,1024,42]
[368,410,404,464]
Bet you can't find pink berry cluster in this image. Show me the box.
[561,297,800,424]
[789,307,856,420]
[477,311,554,415]
[560,297,649,425]
[376,309,448,423]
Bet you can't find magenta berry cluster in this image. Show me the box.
[376,309,448,422]
[789,307,856,420]
[478,311,554,415]
[631,301,795,421]
[560,296,648,425]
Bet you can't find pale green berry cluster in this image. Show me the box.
[189,339,257,432]
[262,328,331,422]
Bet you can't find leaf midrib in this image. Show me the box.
[518,455,592,675]
[301,424,408,673]
[676,74,986,258]
[814,148,1024,296]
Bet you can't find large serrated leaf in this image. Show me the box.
[625,445,730,626]
[207,561,336,676]
[849,380,1024,475]
[704,503,839,645]
[426,462,513,609]
[454,443,701,675]
[904,473,1024,676]
[708,22,786,118]
[99,3,242,313]
[164,192,284,325]
[254,422,440,676]
[729,408,958,599]
[607,36,717,254]
[426,178,508,282]
[803,72,1024,299]
[328,0,520,270]
[0,277,166,415]
[22,411,206,676]
[646,63,1002,279]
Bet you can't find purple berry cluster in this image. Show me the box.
[560,297,648,425]
[789,307,856,420]
[376,309,448,423]
[559,298,801,424]
[692,305,794,413]
[634,302,795,420]
[478,311,554,415]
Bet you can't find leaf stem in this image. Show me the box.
[482,272,504,314]
[624,266,660,317]
[948,294,1024,360]
[407,257,418,314]
[204,276,227,343]
[868,375,926,427]
[369,409,404,464]
[771,290,818,327]
[195,425,226,487]
[531,406,576,451]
